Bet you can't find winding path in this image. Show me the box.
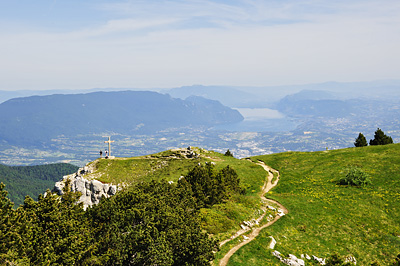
[219,161,288,266]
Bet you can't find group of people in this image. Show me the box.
[99,150,108,159]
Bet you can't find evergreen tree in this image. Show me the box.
[87,180,218,266]
[354,133,368,147]
[0,178,92,265]
[370,128,393,145]
[179,164,242,208]
[0,183,15,258]
[224,149,233,157]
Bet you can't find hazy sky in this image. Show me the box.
[1,0,399,90]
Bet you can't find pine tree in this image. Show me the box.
[354,133,368,147]
[370,128,393,145]
[224,149,233,157]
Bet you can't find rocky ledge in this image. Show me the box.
[52,165,119,210]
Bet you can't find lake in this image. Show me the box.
[213,108,299,132]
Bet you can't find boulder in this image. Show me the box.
[273,252,307,266]
[345,256,357,265]
[268,236,277,249]
[282,254,304,266]
[277,209,286,216]
[272,251,283,260]
[312,255,326,265]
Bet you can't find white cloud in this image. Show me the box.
[75,18,179,37]
[0,0,399,90]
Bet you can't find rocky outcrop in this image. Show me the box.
[52,165,119,210]
[272,251,305,266]
[272,250,329,266]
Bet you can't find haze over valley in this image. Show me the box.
[1,80,400,166]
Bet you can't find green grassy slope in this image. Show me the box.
[226,144,400,265]
[85,148,269,241]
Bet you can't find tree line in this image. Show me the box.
[0,163,242,265]
[0,163,79,206]
[354,128,393,147]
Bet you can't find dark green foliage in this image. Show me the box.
[0,179,218,266]
[338,167,371,187]
[325,254,353,265]
[370,128,393,145]
[0,180,90,266]
[179,163,243,208]
[87,180,218,266]
[0,163,79,206]
[354,133,368,147]
[224,149,234,157]
[394,254,400,266]
[0,183,14,254]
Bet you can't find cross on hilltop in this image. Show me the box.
[103,136,115,158]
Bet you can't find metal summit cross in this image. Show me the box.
[103,136,115,157]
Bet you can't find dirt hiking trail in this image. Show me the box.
[219,161,288,266]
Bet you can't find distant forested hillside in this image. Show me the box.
[0,163,79,206]
[0,91,243,147]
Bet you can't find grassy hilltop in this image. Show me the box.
[84,147,270,241]
[83,145,400,265]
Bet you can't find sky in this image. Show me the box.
[0,0,399,90]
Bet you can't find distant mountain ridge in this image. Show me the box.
[276,90,351,117]
[163,85,259,107]
[0,91,243,147]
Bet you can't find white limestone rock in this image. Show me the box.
[312,255,326,265]
[345,256,357,265]
[277,209,286,216]
[52,171,118,210]
[273,252,307,266]
[282,254,303,266]
[272,251,282,260]
[297,258,305,266]
[268,236,277,249]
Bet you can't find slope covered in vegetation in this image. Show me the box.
[0,163,79,206]
[2,144,399,265]
[0,148,271,265]
[86,148,270,240]
[227,144,400,265]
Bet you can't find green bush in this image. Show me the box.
[339,167,371,187]
[325,253,353,265]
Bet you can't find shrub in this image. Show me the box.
[339,167,371,187]
[325,253,353,265]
